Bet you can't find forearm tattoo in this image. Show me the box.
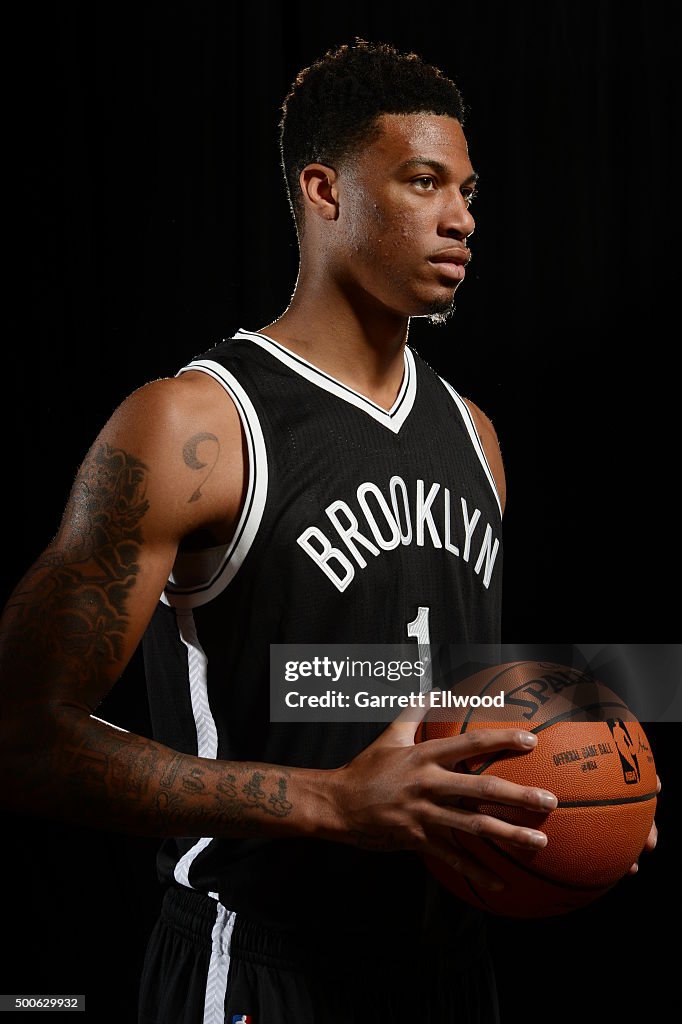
[152,758,294,837]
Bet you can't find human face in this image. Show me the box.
[336,113,477,323]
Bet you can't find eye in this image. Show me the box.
[412,176,437,191]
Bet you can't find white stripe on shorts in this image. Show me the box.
[203,899,236,1024]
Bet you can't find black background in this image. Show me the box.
[2,2,679,1020]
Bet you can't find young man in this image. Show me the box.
[0,38,655,1023]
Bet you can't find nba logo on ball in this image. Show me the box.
[232,1016,252,1023]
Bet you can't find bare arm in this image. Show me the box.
[0,372,333,840]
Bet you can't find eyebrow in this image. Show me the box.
[396,157,479,185]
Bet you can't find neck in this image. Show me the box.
[257,266,410,411]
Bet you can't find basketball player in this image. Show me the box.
[0,38,658,1023]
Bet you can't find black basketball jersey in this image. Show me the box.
[142,326,503,935]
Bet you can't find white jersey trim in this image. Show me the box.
[235,328,417,434]
[439,377,503,519]
[161,359,268,608]
[173,609,219,890]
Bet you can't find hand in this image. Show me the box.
[627,774,661,875]
[328,701,558,892]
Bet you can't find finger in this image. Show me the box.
[422,727,540,765]
[627,820,659,876]
[426,805,549,851]
[656,775,662,794]
[425,831,505,892]
[644,821,658,851]
[429,764,558,813]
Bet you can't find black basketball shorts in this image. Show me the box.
[138,884,500,1024]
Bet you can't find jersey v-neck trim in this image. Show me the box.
[234,327,417,434]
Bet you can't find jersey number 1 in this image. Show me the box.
[407,606,432,694]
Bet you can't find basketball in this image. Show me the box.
[418,661,657,917]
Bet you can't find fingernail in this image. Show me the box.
[521,732,537,747]
[530,831,548,847]
[538,792,558,810]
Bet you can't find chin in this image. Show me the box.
[424,306,457,326]
[414,291,459,326]
[379,283,459,323]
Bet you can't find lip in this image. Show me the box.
[427,247,470,282]
[428,259,466,282]
[428,247,470,264]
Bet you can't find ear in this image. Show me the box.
[299,163,340,222]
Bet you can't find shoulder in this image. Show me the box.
[114,369,241,427]
[460,396,500,449]
[108,370,244,459]
[88,370,246,541]
[461,397,507,516]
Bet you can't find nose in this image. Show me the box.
[439,189,475,241]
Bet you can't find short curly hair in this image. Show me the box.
[279,37,467,237]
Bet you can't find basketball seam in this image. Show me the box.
[557,792,657,808]
[459,662,539,735]
[471,835,617,892]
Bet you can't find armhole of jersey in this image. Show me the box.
[438,376,503,519]
[160,358,269,608]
